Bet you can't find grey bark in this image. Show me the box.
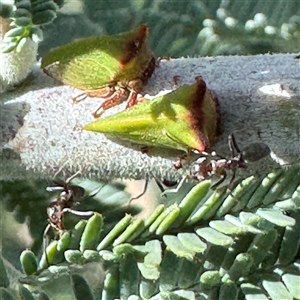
[1,54,299,181]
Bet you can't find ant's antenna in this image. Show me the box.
[228,133,242,159]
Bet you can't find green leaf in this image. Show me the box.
[200,270,221,288]
[32,10,56,25]
[97,214,132,251]
[187,188,226,225]
[79,213,103,252]
[69,220,88,249]
[64,250,85,264]
[82,250,100,262]
[31,2,58,15]
[57,231,71,252]
[30,27,43,42]
[119,254,140,298]
[219,281,238,300]
[256,208,296,227]
[12,17,31,27]
[113,244,146,262]
[12,9,31,19]
[176,180,211,225]
[0,255,9,288]
[16,37,28,53]
[1,43,17,53]
[0,288,15,300]
[156,206,180,235]
[240,283,269,300]
[282,271,300,299]
[262,275,294,300]
[278,211,300,265]
[159,250,182,292]
[177,233,206,254]
[20,250,38,275]
[0,3,13,18]
[18,284,35,300]
[163,235,195,261]
[196,227,234,247]
[71,274,94,300]
[4,27,26,38]
[102,267,119,300]
[247,169,284,209]
[136,240,162,281]
[112,219,144,246]
[39,240,58,269]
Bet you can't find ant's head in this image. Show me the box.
[47,180,85,201]
[47,199,65,230]
[228,133,270,163]
[242,142,271,163]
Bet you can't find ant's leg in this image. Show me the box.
[161,176,187,197]
[228,133,242,157]
[129,179,149,203]
[210,171,227,190]
[62,208,94,217]
[46,170,82,192]
[46,186,64,192]
[65,170,82,184]
[155,178,166,194]
[227,169,236,193]
[89,184,106,198]
[42,224,51,267]
[154,178,178,196]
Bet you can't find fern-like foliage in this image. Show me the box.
[1,0,64,53]
[2,167,299,299]
[1,1,300,299]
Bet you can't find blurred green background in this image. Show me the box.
[38,0,300,57]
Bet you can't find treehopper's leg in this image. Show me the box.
[72,86,114,104]
[135,96,148,105]
[92,88,129,118]
[72,92,87,103]
[125,90,138,108]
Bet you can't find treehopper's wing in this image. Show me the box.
[41,25,154,91]
[84,77,221,153]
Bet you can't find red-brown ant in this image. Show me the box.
[42,172,95,266]
[45,171,94,233]
[162,133,270,195]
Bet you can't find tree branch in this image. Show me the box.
[1,54,299,181]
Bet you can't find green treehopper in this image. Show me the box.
[42,25,156,118]
[84,77,221,155]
